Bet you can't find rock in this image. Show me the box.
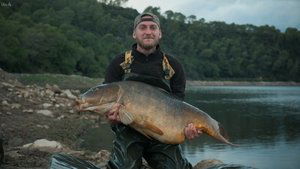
[1,100,9,106]
[72,89,80,95]
[45,84,51,89]
[59,103,65,107]
[21,90,30,98]
[93,150,111,167]
[10,103,21,109]
[1,82,14,88]
[194,160,256,169]
[15,88,30,98]
[22,139,64,152]
[6,150,22,159]
[36,109,54,117]
[46,84,62,94]
[42,103,52,109]
[57,115,65,120]
[61,89,77,99]
[39,90,45,97]
[23,109,34,113]
[45,89,55,97]
[36,124,49,129]
[193,159,224,169]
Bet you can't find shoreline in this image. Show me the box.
[186,80,300,86]
[11,72,300,89]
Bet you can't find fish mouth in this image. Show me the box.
[73,99,90,112]
[73,99,97,112]
[80,106,101,112]
[73,100,116,115]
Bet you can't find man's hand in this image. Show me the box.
[184,123,203,140]
[105,103,121,124]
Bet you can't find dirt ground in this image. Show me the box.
[0,68,107,169]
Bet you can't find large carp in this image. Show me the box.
[75,81,235,145]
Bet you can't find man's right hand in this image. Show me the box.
[184,123,203,140]
[106,103,121,124]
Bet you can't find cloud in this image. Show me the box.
[125,0,300,31]
[125,0,184,13]
[176,0,300,30]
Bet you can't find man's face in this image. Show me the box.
[133,17,162,50]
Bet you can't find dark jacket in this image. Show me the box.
[104,44,186,99]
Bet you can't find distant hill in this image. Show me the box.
[0,0,299,81]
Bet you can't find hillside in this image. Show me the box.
[0,0,299,81]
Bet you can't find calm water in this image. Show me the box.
[81,86,300,169]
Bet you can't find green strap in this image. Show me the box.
[120,50,175,80]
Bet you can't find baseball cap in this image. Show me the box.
[134,12,160,29]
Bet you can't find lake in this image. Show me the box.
[81,86,300,169]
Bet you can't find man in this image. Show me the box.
[104,12,202,169]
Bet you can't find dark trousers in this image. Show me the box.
[107,124,192,169]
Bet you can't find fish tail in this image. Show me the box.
[218,123,239,146]
[218,123,229,140]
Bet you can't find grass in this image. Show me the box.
[14,73,103,90]
[13,73,299,90]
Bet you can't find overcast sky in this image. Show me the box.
[124,0,300,31]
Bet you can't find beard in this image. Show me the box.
[136,37,160,50]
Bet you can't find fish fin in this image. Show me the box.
[118,106,134,125]
[137,129,153,140]
[143,121,164,136]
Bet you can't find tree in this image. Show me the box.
[164,10,174,20]
[0,0,299,81]
[143,6,161,16]
[173,12,186,22]
[187,15,196,23]
[100,0,129,6]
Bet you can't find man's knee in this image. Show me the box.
[108,126,146,169]
[144,144,192,169]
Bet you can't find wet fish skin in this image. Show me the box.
[75,81,235,146]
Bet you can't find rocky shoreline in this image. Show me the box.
[0,69,109,168]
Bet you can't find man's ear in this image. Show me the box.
[132,31,136,39]
[159,30,162,39]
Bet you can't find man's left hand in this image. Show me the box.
[184,123,203,140]
[105,103,121,124]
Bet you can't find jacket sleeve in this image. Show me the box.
[104,54,124,84]
[169,57,186,100]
